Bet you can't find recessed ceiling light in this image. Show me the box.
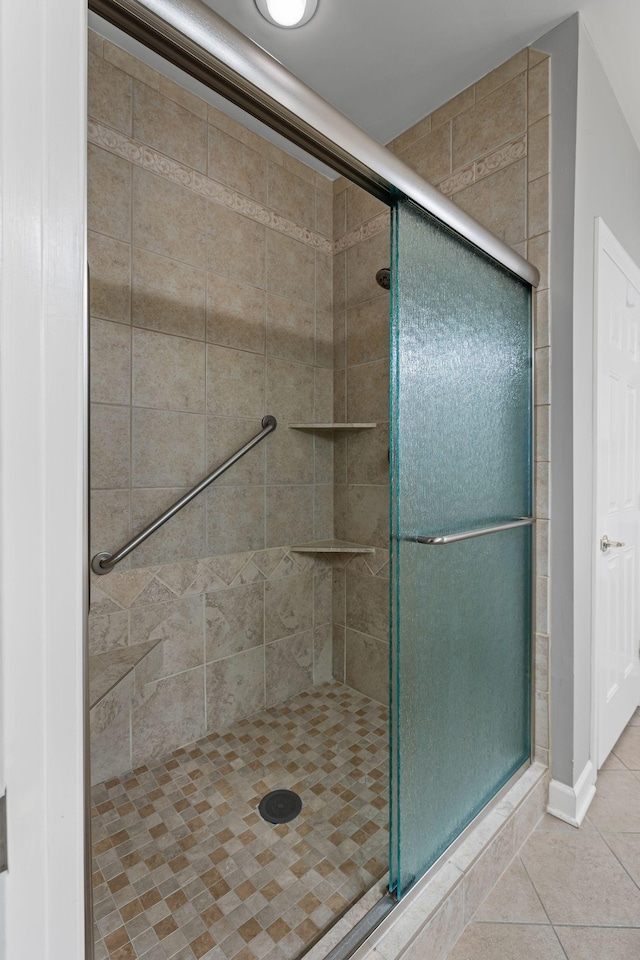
[255,0,318,28]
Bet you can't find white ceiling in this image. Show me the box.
[91,0,640,174]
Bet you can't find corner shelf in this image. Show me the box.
[291,539,376,554]
[289,423,377,430]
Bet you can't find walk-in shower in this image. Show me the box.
[86,3,540,959]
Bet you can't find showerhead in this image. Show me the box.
[375,267,391,290]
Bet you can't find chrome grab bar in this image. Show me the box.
[408,517,535,546]
[91,415,277,575]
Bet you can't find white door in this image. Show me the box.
[595,220,640,767]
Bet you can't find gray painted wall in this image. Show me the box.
[536,13,640,790]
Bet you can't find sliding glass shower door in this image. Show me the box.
[389,198,533,897]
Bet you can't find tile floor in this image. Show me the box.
[446,707,640,959]
[91,682,389,960]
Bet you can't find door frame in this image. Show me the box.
[0,0,88,956]
[591,216,640,773]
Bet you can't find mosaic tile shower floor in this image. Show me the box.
[92,683,389,960]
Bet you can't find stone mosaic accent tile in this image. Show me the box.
[92,683,389,960]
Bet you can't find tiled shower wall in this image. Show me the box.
[331,47,551,765]
[87,29,335,780]
[88,30,551,779]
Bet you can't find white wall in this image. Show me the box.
[572,18,640,776]
[537,13,640,809]
[0,0,88,956]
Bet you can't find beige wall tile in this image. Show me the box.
[334,368,346,421]
[313,568,332,626]
[345,630,388,704]
[535,288,550,348]
[432,86,476,129]
[536,404,550,462]
[334,251,346,311]
[346,571,388,641]
[207,271,266,354]
[346,185,388,233]
[315,434,334,484]
[132,248,205,341]
[265,571,313,643]
[88,610,130,656]
[536,519,549,577]
[528,59,550,125]
[528,232,549,289]
[314,484,333,540]
[158,74,207,120]
[332,624,345,682]
[389,114,432,155]
[103,39,160,88]
[207,417,265,485]
[90,489,131,565]
[133,166,206,268]
[265,631,313,705]
[266,485,314,547]
[88,28,104,55]
[130,489,205,566]
[315,309,333,369]
[332,570,345,625]
[346,484,389,548]
[315,367,333,422]
[333,189,346,240]
[131,596,204,678]
[316,251,333,314]
[266,357,315,423]
[90,319,131,406]
[133,328,205,413]
[397,123,451,185]
[313,623,333,684]
[315,187,333,238]
[536,462,549,519]
[476,49,528,101]
[132,408,205,487]
[268,162,314,226]
[452,159,526,246]
[205,647,265,730]
[89,232,131,324]
[266,230,315,306]
[347,360,390,423]
[528,175,550,239]
[208,202,266,289]
[266,295,314,365]
[205,582,264,661]
[452,75,526,169]
[133,81,208,172]
[88,144,132,242]
[90,403,131,489]
[347,424,389,486]
[208,124,267,203]
[207,485,266,555]
[347,296,390,366]
[266,428,314,485]
[346,231,390,308]
[528,48,549,68]
[535,346,550,406]
[90,682,131,785]
[207,345,266,419]
[88,50,133,135]
[528,116,550,182]
[131,666,205,765]
[334,483,347,539]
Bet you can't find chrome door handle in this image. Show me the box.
[600,535,625,553]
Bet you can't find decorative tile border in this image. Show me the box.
[88,119,333,254]
[89,545,390,616]
[333,211,391,254]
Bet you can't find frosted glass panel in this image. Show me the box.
[390,199,532,896]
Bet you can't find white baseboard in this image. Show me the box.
[547,760,596,826]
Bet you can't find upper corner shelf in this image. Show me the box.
[289,423,377,430]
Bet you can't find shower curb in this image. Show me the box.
[316,763,548,960]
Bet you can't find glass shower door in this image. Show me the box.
[389,198,533,897]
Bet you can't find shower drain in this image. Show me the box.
[258,789,302,824]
